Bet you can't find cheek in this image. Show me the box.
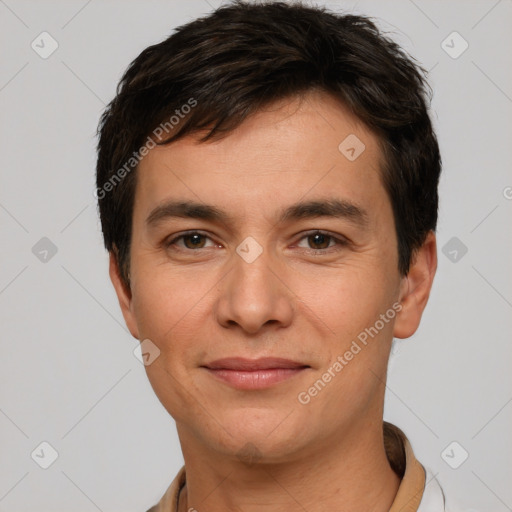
[131,280,172,338]
[288,261,395,338]
[130,272,212,420]
[130,265,220,371]
[130,260,203,336]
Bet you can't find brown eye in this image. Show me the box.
[165,231,216,251]
[296,230,348,253]
[182,233,207,249]
[307,232,331,250]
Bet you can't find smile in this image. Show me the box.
[201,357,310,390]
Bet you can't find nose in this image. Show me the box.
[214,246,294,335]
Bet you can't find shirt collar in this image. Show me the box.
[386,422,426,511]
[148,422,426,512]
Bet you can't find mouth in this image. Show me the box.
[201,357,310,390]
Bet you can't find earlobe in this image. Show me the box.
[108,251,140,340]
[393,231,437,339]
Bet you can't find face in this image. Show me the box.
[111,91,436,463]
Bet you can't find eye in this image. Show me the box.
[296,231,348,252]
[163,230,348,254]
[165,231,218,250]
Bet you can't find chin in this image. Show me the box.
[204,409,310,464]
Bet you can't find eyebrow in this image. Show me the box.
[146,198,369,229]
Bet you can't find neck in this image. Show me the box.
[176,420,401,512]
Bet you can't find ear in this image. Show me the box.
[393,231,437,339]
[109,251,140,340]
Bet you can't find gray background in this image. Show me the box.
[1,0,511,510]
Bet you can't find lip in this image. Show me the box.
[202,357,310,390]
[204,357,308,371]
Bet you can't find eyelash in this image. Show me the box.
[164,230,349,254]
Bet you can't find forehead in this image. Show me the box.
[134,91,389,226]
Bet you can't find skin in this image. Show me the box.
[110,90,437,512]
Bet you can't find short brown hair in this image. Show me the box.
[96,0,441,286]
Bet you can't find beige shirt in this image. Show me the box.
[146,422,438,512]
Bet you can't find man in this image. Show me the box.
[96,1,458,510]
